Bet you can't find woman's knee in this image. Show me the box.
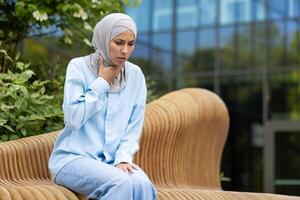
[110,172,133,190]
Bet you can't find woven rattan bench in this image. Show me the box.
[0,88,299,200]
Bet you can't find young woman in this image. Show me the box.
[49,13,157,200]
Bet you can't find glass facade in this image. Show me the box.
[126,0,300,194]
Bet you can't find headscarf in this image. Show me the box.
[85,13,137,93]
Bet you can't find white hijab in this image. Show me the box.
[85,13,137,93]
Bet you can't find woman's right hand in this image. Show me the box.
[97,56,122,84]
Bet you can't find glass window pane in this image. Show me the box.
[289,0,300,17]
[131,43,149,60]
[177,0,198,28]
[269,22,286,68]
[198,0,217,26]
[199,28,216,48]
[220,0,251,25]
[219,26,236,71]
[153,0,173,31]
[275,131,300,196]
[152,32,172,51]
[254,23,266,68]
[237,25,253,69]
[126,0,150,32]
[151,49,172,76]
[178,76,214,91]
[220,75,263,191]
[253,0,266,21]
[197,29,216,72]
[267,0,288,19]
[269,71,300,120]
[176,30,196,56]
[287,21,300,66]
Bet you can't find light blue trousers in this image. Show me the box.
[54,157,157,200]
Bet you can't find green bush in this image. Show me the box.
[0,50,63,142]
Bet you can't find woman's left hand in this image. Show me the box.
[115,162,138,174]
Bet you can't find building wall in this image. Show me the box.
[126,0,300,195]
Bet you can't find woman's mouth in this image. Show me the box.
[117,57,127,61]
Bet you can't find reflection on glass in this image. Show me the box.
[178,76,214,91]
[237,25,253,69]
[253,0,266,21]
[275,131,300,195]
[197,29,216,72]
[267,0,287,19]
[220,26,235,71]
[269,71,300,120]
[287,21,300,66]
[176,30,196,56]
[152,32,172,51]
[153,0,173,31]
[138,34,150,44]
[151,49,172,74]
[220,0,251,24]
[289,0,300,17]
[177,0,198,28]
[252,23,266,68]
[199,0,217,26]
[199,28,216,48]
[131,43,149,60]
[126,0,150,32]
[269,22,286,68]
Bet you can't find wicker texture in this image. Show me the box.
[0,88,299,200]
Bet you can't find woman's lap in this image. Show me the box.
[54,157,156,200]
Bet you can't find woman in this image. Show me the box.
[48,13,157,200]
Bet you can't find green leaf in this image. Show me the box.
[15,1,26,17]
[1,125,15,133]
[0,118,8,126]
[21,128,27,137]
[29,115,46,121]
[9,134,20,140]
[0,103,14,112]
[0,134,9,142]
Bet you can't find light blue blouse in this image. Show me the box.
[48,56,146,179]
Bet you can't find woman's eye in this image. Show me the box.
[115,41,123,45]
[128,42,135,46]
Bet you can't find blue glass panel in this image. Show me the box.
[289,0,300,17]
[287,21,300,66]
[269,22,286,68]
[253,0,266,21]
[153,0,173,31]
[220,0,251,24]
[198,28,216,48]
[267,0,288,19]
[152,33,172,51]
[198,0,217,26]
[131,43,149,60]
[176,30,196,56]
[177,0,198,28]
[126,0,150,32]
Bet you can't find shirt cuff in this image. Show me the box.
[114,153,133,166]
[89,77,110,95]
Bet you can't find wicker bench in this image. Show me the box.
[0,88,299,200]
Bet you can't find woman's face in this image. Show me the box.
[109,31,135,66]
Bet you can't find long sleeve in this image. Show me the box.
[63,59,110,130]
[113,74,147,165]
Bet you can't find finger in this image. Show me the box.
[131,164,138,170]
[122,167,129,173]
[127,166,134,174]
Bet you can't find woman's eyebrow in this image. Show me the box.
[115,39,135,42]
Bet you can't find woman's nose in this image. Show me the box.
[121,45,128,54]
